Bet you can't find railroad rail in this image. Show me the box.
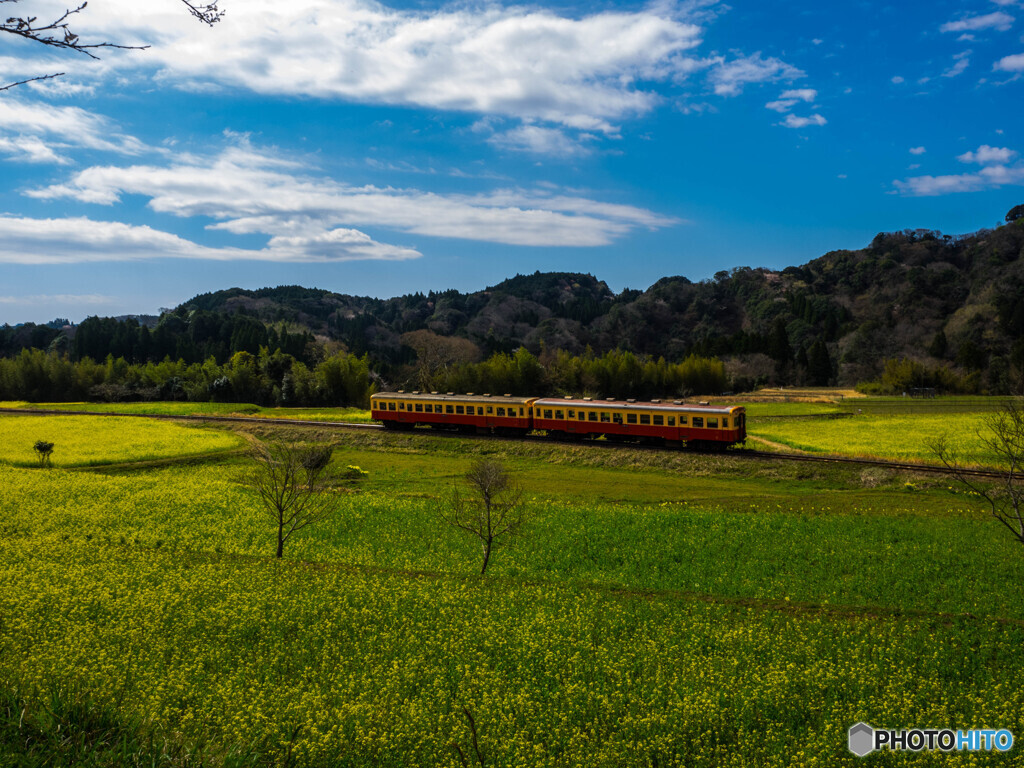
[0,407,1011,480]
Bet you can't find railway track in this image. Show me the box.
[0,407,1010,480]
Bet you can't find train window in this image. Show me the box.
[722,417,728,428]
[580,412,586,420]
[627,414,637,424]
[520,408,524,416]
[456,406,464,414]
[680,415,688,425]
[692,416,703,428]
[388,403,396,411]
[497,407,506,416]
[588,412,597,422]
[399,402,405,410]
[653,415,664,426]
[600,412,610,423]
[467,406,475,415]
[568,410,575,419]
[667,416,675,426]
[707,417,718,429]
[446,405,454,414]
[486,406,494,415]
[543,410,553,419]
[613,413,623,424]
[639,414,651,425]
[555,410,564,419]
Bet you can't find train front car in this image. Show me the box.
[370,391,537,435]
[533,397,746,450]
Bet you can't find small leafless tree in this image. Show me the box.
[247,441,339,559]
[1,0,224,92]
[932,398,1024,547]
[439,458,527,575]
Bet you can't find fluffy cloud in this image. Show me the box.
[782,113,826,128]
[994,52,1024,71]
[894,146,1024,195]
[940,11,1015,33]
[957,145,1017,164]
[909,146,927,155]
[42,0,716,134]
[27,141,676,252]
[0,214,420,264]
[708,53,804,96]
[765,88,817,112]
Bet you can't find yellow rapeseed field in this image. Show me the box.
[0,414,243,466]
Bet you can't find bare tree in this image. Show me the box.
[247,441,339,559]
[1,0,224,92]
[932,398,1024,547]
[439,458,527,575]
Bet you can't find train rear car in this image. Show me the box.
[533,398,745,449]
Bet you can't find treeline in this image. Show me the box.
[0,346,729,406]
[857,358,983,396]
[415,348,728,399]
[0,348,374,407]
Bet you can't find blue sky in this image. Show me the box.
[1,0,1023,324]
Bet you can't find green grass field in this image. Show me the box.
[1,411,1023,765]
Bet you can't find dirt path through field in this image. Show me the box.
[746,435,810,453]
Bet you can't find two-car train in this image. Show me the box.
[370,391,746,449]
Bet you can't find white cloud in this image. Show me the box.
[0,293,113,305]
[994,52,1024,70]
[909,146,927,155]
[940,11,1015,33]
[27,140,676,250]
[957,144,1018,164]
[0,215,420,264]
[943,51,971,77]
[708,52,804,96]
[765,88,816,112]
[894,162,1024,196]
[782,113,826,128]
[487,125,594,157]
[40,0,717,134]
[0,98,146,163]
[891,75,905,84]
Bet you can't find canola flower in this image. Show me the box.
[0,415,243,467]
[1,536,1022,766]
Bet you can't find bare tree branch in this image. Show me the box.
[0,71,63,92]
[932,399,1024,547]
[1,0,224,91]
[247,441,340,559]
[439,458,528,574]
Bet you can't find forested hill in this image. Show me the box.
[4,205,1024,393]
[174,209,1024,389]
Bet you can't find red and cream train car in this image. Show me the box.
[532,397,745,449]
[370,391,534,435]
[370,391,746,449]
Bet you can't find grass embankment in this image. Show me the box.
[1,414,1022,764]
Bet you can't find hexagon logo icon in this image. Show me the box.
[848,722,875,756]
